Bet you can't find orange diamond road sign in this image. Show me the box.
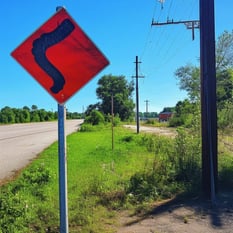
[11,8,109,104]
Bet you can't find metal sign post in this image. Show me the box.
[58,103,68,232]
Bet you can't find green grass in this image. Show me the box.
[1,124,233,232]
[0,125,158,232]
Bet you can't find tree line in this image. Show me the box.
[0,105,82,124]
[83,30,233,130]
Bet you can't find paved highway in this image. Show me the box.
[0,120,83,182]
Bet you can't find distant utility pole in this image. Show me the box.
[151,19,199,40]
[144,100,150,113]
[132,56,144,134]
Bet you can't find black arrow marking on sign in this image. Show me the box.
[32,18,75,94]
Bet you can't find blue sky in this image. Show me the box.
[1,0,231,113]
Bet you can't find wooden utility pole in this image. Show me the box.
[200,0,217,201]
[145,100,150,113]
[151,1,218,201]
[133,56,144,134]
[111,93,114,150]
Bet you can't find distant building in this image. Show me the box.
[158,112,173,122]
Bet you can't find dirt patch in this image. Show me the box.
[124,125,176,137]
[117,192,233,233]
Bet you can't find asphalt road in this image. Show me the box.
[0,119,83,182]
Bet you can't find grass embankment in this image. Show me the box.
[0,124,233,232]
[0,125,163,232]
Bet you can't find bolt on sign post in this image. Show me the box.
[11,7,109,233]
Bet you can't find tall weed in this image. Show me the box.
[127,126,201,202]
[218,153,233,190]
[174,127,201,184]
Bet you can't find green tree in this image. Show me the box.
[216,30,233,70]
[175,31,233,104]
[169,99,199,127]
[96,74,134,121]
[70,112,82,119]
[174,31,233,130]
[0,105,80,124]
[0,106,15,123]
[85,103,101,116]
[85,110,105,125]
[175,64,200,102]
[217,68,233,110]
[31,105,38,111]
[30,110,40,122]
[20,108,30,123]
[13,108,21,123]
[161,107,175,113]
[38,109,47,122]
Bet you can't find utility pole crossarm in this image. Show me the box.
[151,19,199,26]
[151,19,200,40]
[184,20,200,29]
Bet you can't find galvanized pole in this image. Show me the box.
[199,0,217,201]
[58,103,68,232]
[56,6,68,233]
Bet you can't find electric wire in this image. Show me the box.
[167,0,174,19]
[144,0,199,72]
[140,2,159,60]
[137,0,199,111]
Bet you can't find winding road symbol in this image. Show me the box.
[11,8,109,104]
[32,19,75,94]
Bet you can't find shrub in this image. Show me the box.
[22,164,50,186]
[113,115,121,126]
[79,123,106,132]
[121,135,134,143]
[169,115,185,127]
[0,163,53,232]
[127,159,179,202]
[138,134,173,154]
[84,110,105,125]
[0,189,26,233]
[105,113,121,126]
[127,126,202,203]
[169,114,193,127]
[218,154,233,190]
[173,127,201,184]
[218,107,233,129]
[145,119,155,125]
